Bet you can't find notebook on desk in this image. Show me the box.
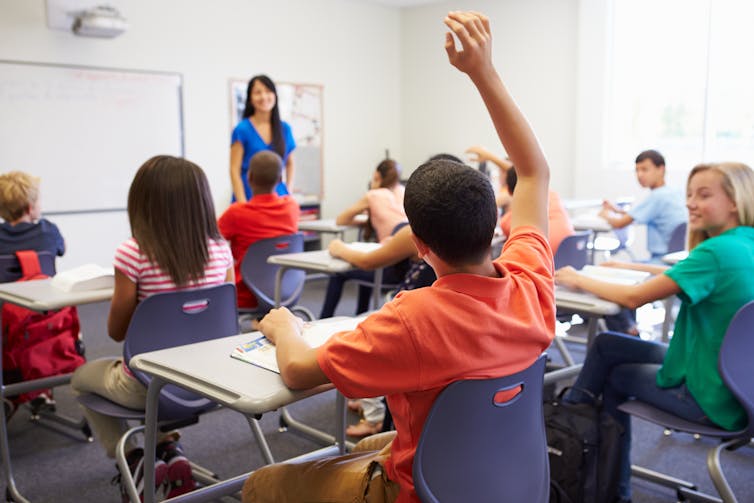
[231,315,368,373]
[578,265,650,285]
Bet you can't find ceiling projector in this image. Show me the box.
[72,6,127,38]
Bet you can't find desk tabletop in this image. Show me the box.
[555,286,621,316]
[267,242,381,273]
[298,219,352,233]
[130,333,333,415]
[0,278,113,311]
[571,214,612,232]
[662,250,688,265]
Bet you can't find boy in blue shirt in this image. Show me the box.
[0,171,65,257]
[601,150,686,261]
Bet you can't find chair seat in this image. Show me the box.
[617,400,745,439]
[77,392,146,420]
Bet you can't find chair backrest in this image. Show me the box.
[0,251,56,283]
[718,300,754,437]
[553,231,591,270]
[413,354,549,503]
[123,283,239,420]
[666,222,687,253]
[240,232,306,313]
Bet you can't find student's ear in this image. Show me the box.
[410,233,430,260]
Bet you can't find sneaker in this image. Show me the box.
[112,448,169,502]
[29,392,56,416]
[157,440,196,497]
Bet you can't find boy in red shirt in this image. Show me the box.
[242,11,555,503]
[219,150,300,309]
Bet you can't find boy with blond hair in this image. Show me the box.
[0,171,65,257]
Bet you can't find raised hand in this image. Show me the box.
[444,11,493,80]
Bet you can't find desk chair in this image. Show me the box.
[592,225,636,262]
[239,233,314,323]
[75,284,276,502]
[659,222,687,341]
[0,251,56,281]
[413,354,549,503]
[553,231,592,366]
[618,300,754,503]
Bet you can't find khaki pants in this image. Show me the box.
[242,431,400,503]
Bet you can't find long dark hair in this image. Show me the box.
[127,155,222,286]
[242,75,286,159]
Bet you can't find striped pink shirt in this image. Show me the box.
[113,237,232,301]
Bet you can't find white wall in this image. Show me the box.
[400,0,578,194]
[0,0,403,268]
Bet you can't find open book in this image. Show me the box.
[231,315,368,373]
[51,264,115,292]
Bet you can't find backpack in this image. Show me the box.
[545,388,624,503]
[1,251,85,403]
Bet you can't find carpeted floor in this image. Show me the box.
[3,278,752,502]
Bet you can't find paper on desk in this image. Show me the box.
[342,242,382,253]
[50,264,114,292]
[578,265,650,285]
[230,315,369,373]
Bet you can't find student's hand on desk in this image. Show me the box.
[328,239,347,258]
[554,266,581,289]
[444,11,493,79]
[258,307,304,345]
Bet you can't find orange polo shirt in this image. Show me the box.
[500,191,574,254]
[218,193,299,308]
[316,226,555,503]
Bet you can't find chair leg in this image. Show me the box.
[245,416,275,465]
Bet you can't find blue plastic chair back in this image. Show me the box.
[553,231,590,270]
[122,283,239,421]
[240,233,306,313]
[413,354,549,503]
[719,300,754,438]
[0,251,56,283]
[666,222,687,253]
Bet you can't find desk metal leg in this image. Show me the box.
[141,376,165,503]
[371,268,384,311]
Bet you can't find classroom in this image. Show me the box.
[1,0,753,502]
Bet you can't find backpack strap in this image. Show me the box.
[15,250,42,280]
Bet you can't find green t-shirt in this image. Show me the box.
[661,226,754,431]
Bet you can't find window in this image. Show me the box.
[605,0,754,170]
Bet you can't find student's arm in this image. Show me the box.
[285,153,296,193]
[259,307,330,390]
[554,266,680,309]
[599,207,634,229]
[107,269,138,343]
[230,142,247,203]
[465,145,513,172]
[445,11,550,234]
[335,195,370,226]
[329,225,417,270]
[600,260,669,275]
[225,266,235,284]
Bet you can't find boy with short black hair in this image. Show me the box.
[219,151,300,309]
[0,171,65,257]
[600,149,686,261]
[242,11,555,503]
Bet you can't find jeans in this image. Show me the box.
[566,332,714,500]
[319,262,406,319]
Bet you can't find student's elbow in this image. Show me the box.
[622,291,645,310]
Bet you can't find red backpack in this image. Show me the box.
[1,251,85,403]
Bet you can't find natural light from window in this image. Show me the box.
[606,0,754,171]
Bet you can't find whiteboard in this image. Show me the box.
[0,61,184,213]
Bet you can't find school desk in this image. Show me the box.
[0,279,113,503]
[298,214,368,240]
[662,250,688,265]
[267,242,385,310]
[129,320,359,503]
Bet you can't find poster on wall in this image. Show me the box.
[229,79,323,201]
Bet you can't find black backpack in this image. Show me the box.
[545,388,624,503]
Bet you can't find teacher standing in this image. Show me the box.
[230,75,296,201]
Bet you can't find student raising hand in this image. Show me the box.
[444,11,493,79]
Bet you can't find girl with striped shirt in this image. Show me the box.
[72,155,233,500]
